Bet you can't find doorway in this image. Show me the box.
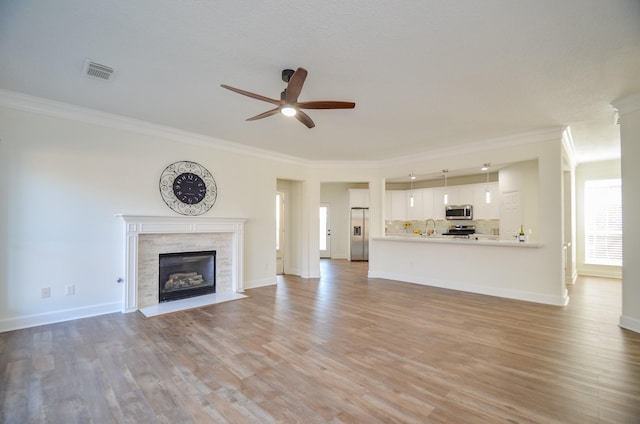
[276,191,285,274]
[320,202,331,258]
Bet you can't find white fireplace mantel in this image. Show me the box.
[117,215,246,313]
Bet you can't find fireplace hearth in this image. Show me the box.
[159,250,216,302]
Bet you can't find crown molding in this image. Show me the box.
[612,92,640,116]
[1,89,565,171]
[307,160,382,169]
[0,89,309,165]
[380,127,564,168]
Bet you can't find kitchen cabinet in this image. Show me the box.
[385,188,435,221]
[386,190,407,221]
[407,190,423,220]
[432,188,449,219]
[349,189,369,207]
[472,182,499,219]
[386,181,500,221]
[458,185,474,205]
[421,188,435,219]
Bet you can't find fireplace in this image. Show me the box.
[159,250,216,302]
[118,215,246,314]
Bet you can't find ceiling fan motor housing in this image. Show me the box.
[281,69,295,82]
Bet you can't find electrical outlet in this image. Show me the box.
[41,287,50,298]
[65,284,75,296]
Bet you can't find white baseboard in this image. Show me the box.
[368,271,569,306]
[577,267,622,279]
[566,269,578,284]
[0,302,121,333]
[620,315,640,334]
[245,276,277,289]
[285,267,301,277]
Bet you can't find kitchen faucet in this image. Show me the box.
[425,218,436,235]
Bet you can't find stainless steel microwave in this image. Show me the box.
[445,204,473,220]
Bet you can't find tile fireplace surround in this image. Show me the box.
[118,215,246,315]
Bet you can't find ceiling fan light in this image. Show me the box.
[281,106,297,117]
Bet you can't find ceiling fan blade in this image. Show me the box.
[295,110,315,128]
[220,84,281,106]
[284,67,308,104]
[246,107,281,121]
[297,100,356,109]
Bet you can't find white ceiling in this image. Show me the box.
[1,0,639,163]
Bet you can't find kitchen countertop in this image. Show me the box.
[376,234,542,248]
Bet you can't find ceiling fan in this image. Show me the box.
[221,67,355,128]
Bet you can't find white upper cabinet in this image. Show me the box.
[458,185,474,205]
[385,190,393,219]
[432,188,449,219]
[421,188,435,219]
[407,190,423,220]
[387,188,436,221]
[472,182,499,219]
[386,182,500,221]
[387,190,407,221]
[349,189,369,207]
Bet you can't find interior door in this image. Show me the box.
[319,203,331,258]
[276,192,285,274]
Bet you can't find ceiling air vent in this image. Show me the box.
[83,59,115,81]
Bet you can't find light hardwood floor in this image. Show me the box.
[1,260,639,423]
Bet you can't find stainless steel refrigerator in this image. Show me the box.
[350,207,369,261]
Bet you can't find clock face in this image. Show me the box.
[172,172,206,204]
[159,161,217,215]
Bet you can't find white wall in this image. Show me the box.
[0,103,309,331]
[614,92,640,334]
[575,160,622,278]
[498,159,539,241]
[277,178,304,275]
[562,152,577,285]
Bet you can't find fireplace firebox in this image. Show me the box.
[159,250,216,302]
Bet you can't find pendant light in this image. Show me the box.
[409,174,416,207]
[483,163,492,204]
[443,169,449,205]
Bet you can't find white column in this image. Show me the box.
[613,93,640,334]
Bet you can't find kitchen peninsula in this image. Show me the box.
[381,234,541,247]
[370,157,569,307]
[368,234,567,306]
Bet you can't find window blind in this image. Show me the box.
[584,179,622,266]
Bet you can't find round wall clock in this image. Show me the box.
[159,161,217,216]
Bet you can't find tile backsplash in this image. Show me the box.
[385,219,499,236]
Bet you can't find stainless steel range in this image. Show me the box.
[443,225,476,238]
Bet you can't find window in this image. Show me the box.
[584,179,622,266]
